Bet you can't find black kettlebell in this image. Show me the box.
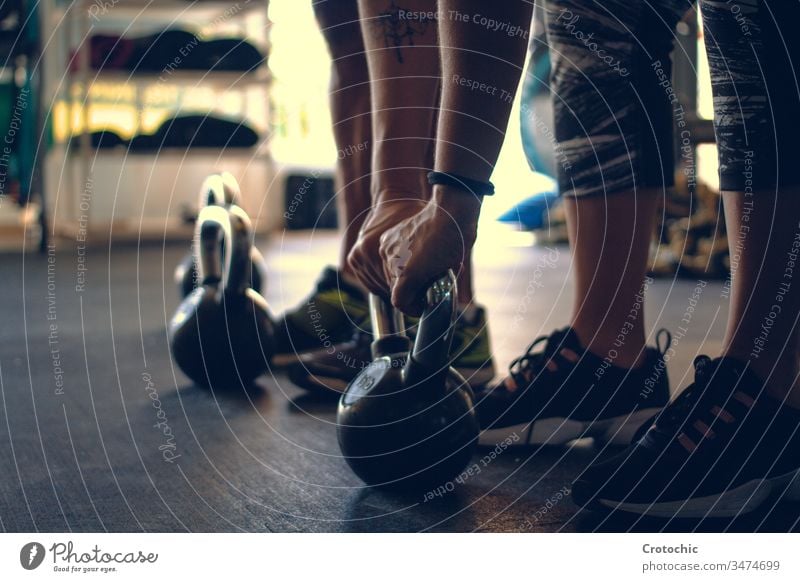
[336,271,479,490]
[169,203,275,388]
[174,172,267,298]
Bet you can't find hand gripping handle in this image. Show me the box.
[405,270,458,385]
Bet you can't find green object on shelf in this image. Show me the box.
[0,0,41,204]
[0,79,19,197]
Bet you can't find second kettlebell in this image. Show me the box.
[174,173,267,298]
[169,203,275,388]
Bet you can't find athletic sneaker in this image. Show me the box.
[572,356,800,518]
[476,327,671,447]
[272,267,369,366]
[286,305,496,393]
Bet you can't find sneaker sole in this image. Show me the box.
[592,467,800,519]
[479,408,662,447]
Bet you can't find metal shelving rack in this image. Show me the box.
[0,0,46,251]
[42,0,275,242]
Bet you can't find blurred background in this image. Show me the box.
[1,0,725,282]
[2,0,786,535]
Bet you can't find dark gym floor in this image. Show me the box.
[2,228,798,532]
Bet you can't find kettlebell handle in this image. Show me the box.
[199,173,239,208]
[367,271,458,373]
[369,271,457,341]
[406,270,457,381]
[369,294,406,338]
[220,171,242,204]
[227,204,255,294]
[196,205,232,289]
[196,173,253,295]
[368,294,410,359]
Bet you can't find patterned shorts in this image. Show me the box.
[545,0,800,196]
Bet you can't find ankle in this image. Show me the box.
[722,350,800,410]
[572,325,646,370]
[756,362,800,410]
[767,385,800,410]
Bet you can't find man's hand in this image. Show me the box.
[347,197,426,296]
[379,188,481,315]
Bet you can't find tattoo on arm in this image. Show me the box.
[373,0,431,64]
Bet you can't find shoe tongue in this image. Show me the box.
[315,266,339,291]
[640,356,775,450]
[701,357,764,401]
[649,357,764,440]
[504,327,582,391]
[559,327,583,351]
[539,327,583,362]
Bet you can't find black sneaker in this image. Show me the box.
[287,329,373,393]
[572,356,800,518]
[476,327,671,447]
[287,305,497,394]
[272,267,369,366]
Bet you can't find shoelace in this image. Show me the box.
[656,355,714,432]
[647,355,764,457]
[501,327,676,398]
[507,328,574,389]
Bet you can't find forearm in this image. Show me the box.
[358,0,441,204]
[431,186,482,242]
[435,0,533,182]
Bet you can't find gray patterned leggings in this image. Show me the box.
[545,0,800,197]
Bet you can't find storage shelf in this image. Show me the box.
[57,145,272,159]
[55,0,267,22]
[72,67,272,88]
[44,0,274,242]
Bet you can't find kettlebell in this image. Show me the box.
[169,203,275,388]
[174,173,267,298]
[336,271,479,490]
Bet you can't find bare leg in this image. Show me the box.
[313,0,372,278]
[566,190,661,369]
[698,0,800,407]
[539,0,683,370]
[721,190,800,408]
